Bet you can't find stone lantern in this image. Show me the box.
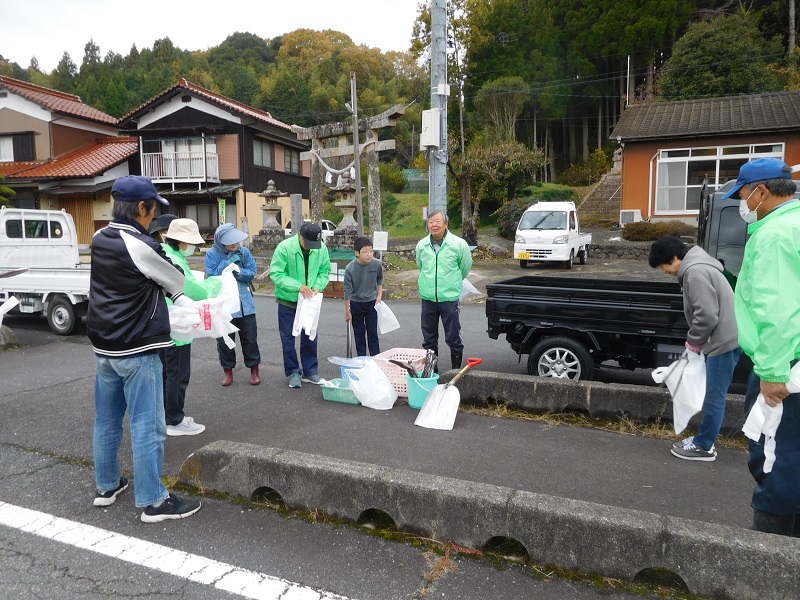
[258,180,285,229]
[251,180,287,253]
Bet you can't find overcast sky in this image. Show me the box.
[1,0,422,73]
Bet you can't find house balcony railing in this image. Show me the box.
[141,151,220,183]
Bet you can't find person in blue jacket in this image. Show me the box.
[205,224,261,386]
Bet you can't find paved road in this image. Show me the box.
[1,257,756,599]
[1,298,676,600]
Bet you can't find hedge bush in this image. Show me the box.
[621,220,697,242]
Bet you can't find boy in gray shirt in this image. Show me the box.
[344,237,384,356]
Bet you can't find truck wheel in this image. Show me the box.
[519,259,528,268]
[578,248,587,265]
[565,250,574,270]
[47,297,77,336]
[528,337,594,381]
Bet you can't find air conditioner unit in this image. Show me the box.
[619,209,642,227]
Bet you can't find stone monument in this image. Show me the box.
[251,180,288,253]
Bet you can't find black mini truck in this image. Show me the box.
[486,178,771,382]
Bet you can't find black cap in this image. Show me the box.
[148,213,179,234]
[299,222,322,249]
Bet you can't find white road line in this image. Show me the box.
[0,501,353,600]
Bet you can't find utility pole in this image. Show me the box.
[428,0,449,216]
[350,71,365,236]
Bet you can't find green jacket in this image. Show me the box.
[415,230,472,302]
[734,200,800,382]
[269,234,331,303]
[163,244,223,346]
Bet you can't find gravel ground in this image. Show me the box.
[242,229,665,301]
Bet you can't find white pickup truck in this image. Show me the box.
[0,207,90,335]
[513,201,592,270]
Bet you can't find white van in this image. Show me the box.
[513,201,592,269]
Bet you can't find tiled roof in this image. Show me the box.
[611,91,800,142]
[0,76,118,125]
[2,137,138,180]
[119,78,292,131]
[0,160,46,177]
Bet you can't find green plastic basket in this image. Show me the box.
[321,378,360,404]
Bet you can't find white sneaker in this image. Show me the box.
[167,416,205,436]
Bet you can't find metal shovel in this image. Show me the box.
[414,358,482,431]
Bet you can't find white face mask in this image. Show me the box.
[739,187,763,224]
[180,244,196,257]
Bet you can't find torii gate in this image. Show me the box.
[291,103,405,234]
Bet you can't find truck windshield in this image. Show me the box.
[519,211,567,231]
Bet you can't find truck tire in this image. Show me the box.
[519,259,528,268]
[528,336,594,381]
[578,248,588,265]
[565,250,574,270]
[47,296,77,336]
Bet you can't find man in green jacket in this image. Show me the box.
[724,157,800,536]
[270,222,330,388]
[415,211,473,370]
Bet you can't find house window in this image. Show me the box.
[655,143,784,214]
[284,148,300,174]
[0,133,34,162]
[0,137,12,162]
[253,139,273,168]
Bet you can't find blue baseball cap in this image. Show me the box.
[111,175,169,205]
[721,158,792,199]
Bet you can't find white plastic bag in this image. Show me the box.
[375,301,400,334]
[651,349,706,434]
[742,362,800,473]
[293,292,323,340]
[459,278,482,301]
[348,358,398,410]
[169,295,240,348]
[217,263,242,317]
[0,296,20,329]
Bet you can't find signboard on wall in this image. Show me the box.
[217,198,226,226]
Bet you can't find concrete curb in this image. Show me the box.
[439,370,747,435]
[179,441,800,600]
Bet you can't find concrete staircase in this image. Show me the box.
[578,169,622,223]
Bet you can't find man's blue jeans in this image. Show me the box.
[693,347,742,450]
[278,303,318,377]
[94,353,169,508]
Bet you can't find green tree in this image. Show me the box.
[0,173,15,207]
[258,66,312,124]
[52,52,77,93]
[207,32,277,71]
[219,63,260,105]
[449,135,544,245]
[658,10,784,99]
[473,76,529,140]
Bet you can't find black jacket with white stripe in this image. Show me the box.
[87,218,185,357]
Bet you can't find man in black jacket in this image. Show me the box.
[87,175,202,523]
